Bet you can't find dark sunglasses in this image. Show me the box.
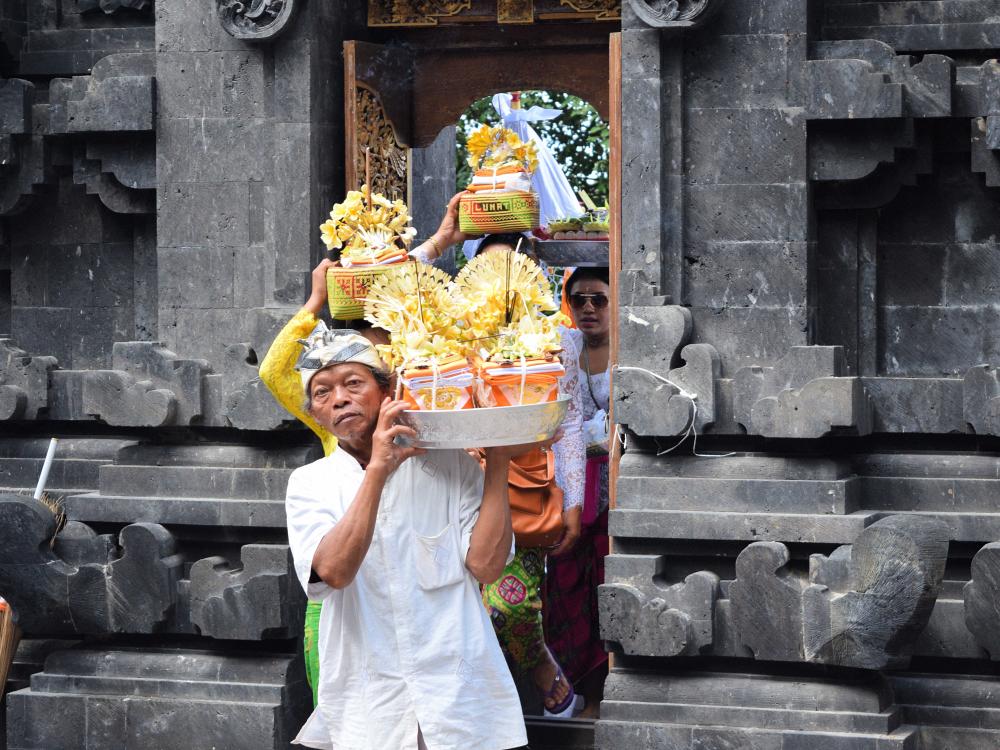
[568,293,609,310]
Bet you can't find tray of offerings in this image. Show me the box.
[399,395,570,450]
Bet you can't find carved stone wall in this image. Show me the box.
[611,0,1000,748]
[0,0,353,747]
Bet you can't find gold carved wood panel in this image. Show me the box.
[367,0,619,25]
[352,86,408,202]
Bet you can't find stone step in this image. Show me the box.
[596,721,918,749]
[525,717,595,750]
[0,438,133,494]
[114,442,320,469]
[6,646,309,750]
[63,492,285,528]
[610,508,877,544]
[97,464,293,500]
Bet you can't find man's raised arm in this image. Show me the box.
[311,399,423,589]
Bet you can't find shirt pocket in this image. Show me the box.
[414,523,465,591]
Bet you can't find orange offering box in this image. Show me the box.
[476,356,565,408]
[401,356,476,411]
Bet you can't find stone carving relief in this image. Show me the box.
[82,342,211,427]
[355,86,408,201]
[734,346,872,438]
[0,495,183,635]
[0,339,58,420]
[614,305,719,436]
[964,543,1000,659]
[216,0,296,41]
[601,562,719,657]
[625,0,719,28]
[731,515,949,669]
[190,545,305,640]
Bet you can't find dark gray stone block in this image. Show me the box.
[597,670,916,749]
[734,346,873,438]
[0,337,56,419]
[963,543,1000,659]
[0,495,182,636]
[731,515,948,668]
[189,544,305,640]
[600,570,719,657]
[615,305,721,435]
[82,341,210,426]
[6,647,309,750]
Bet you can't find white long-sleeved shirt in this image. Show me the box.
[286,448,527,750]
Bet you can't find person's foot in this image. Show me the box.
[577,700,600,719]
[533,649,572,712]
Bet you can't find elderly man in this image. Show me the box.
[286,327,529,750]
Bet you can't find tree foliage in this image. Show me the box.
[456,91,609,206]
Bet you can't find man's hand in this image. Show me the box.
[367,398,425,477]
[550,505,582,557]
[304,258,338,316]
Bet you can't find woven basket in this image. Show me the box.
[327,263,405,320]
[459,191,540,234]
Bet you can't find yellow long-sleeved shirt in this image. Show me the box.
[259,308,337,457]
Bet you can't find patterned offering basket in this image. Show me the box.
[459,191,540,234]
[326,262,408,320]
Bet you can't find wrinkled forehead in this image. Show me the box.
[308,362,375,393]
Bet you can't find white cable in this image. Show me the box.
[615,365,698,401]
[613,365,735,459]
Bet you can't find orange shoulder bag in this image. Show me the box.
[506,447,564,548]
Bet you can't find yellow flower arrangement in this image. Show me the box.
[452,250,565,361]
[363,263,465,370]
[465,124,539,174]
[318,185,416,265]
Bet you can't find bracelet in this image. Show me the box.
[425,234,442,259]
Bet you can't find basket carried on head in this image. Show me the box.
[459,191,540,235]
[0,598,20,697]
[327,263,402,320]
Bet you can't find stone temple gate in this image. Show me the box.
[0,0,999,748]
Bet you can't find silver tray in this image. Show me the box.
[400,395,570,449]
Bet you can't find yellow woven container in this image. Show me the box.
[459,191,540,234]
[327,263,403,320]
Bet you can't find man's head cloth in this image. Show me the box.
[295,325,387,393]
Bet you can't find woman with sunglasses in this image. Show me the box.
[545,266,611,719]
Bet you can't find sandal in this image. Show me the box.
[542,665,576,715]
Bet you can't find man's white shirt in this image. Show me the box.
[286,447,527,750]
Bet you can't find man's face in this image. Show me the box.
[308,363,385,443]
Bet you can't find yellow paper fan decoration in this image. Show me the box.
[452,249,563,361]
[364,262,464,369]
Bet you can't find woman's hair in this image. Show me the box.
[565,266,610,297]
[475,233,534,257]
